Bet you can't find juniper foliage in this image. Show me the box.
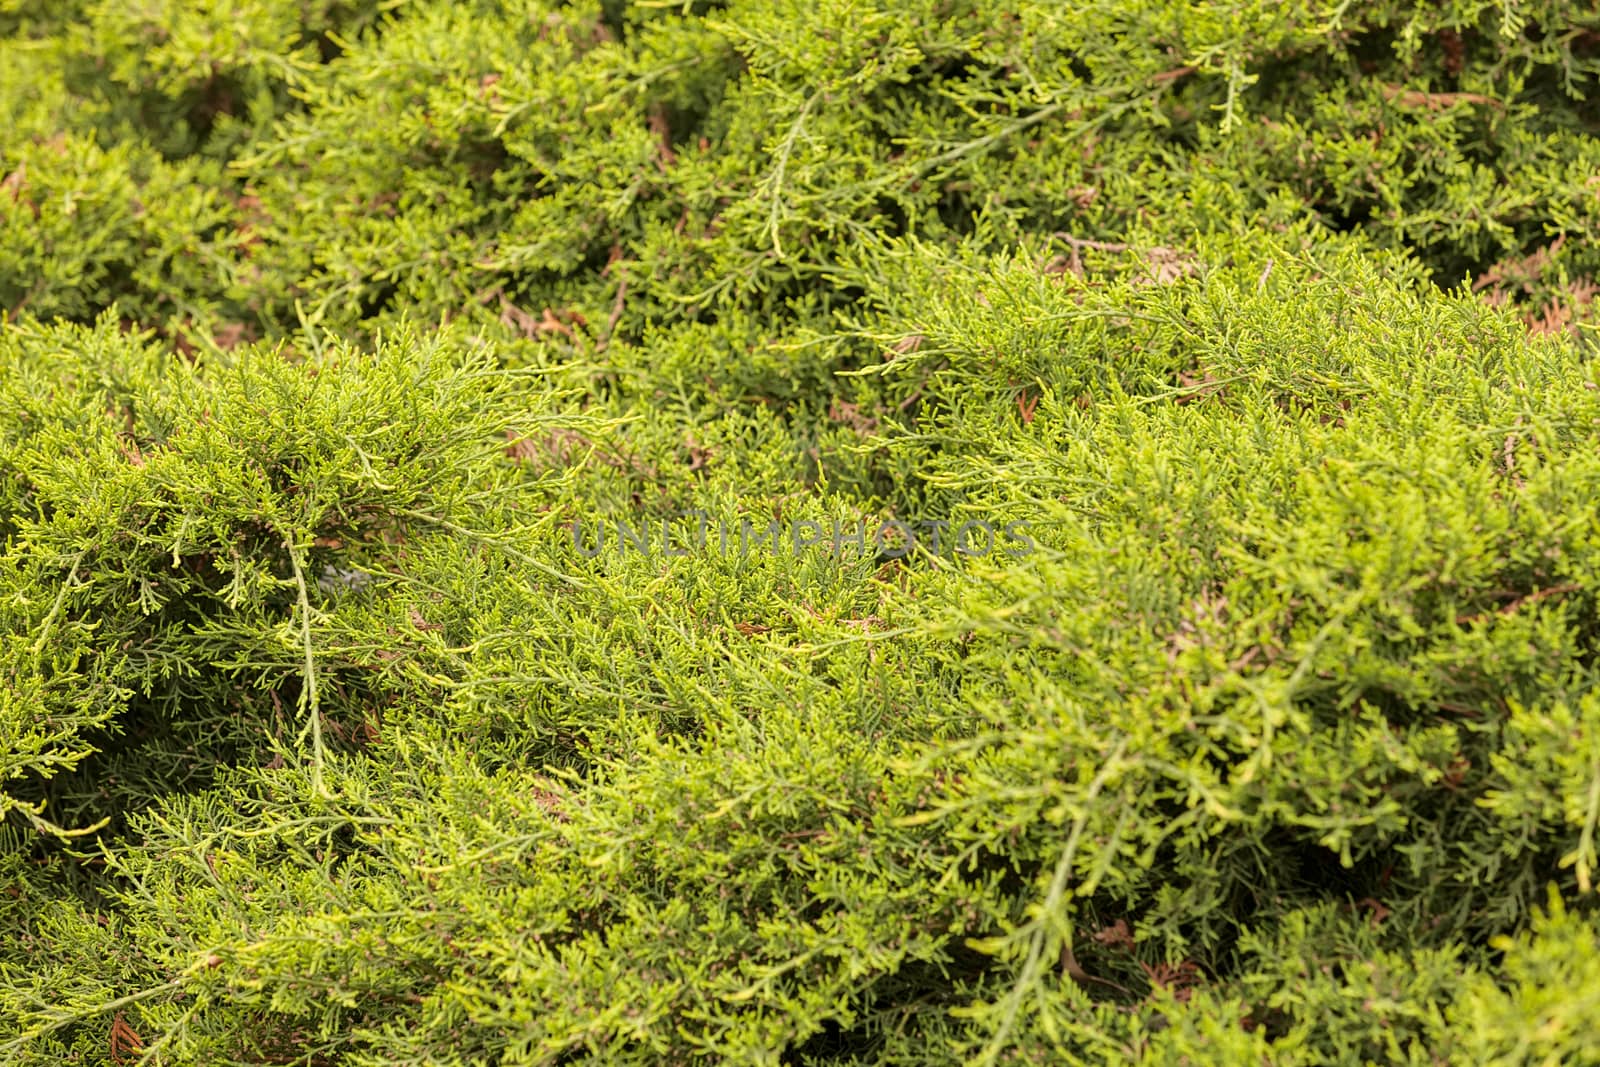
[5,1,1600,1064]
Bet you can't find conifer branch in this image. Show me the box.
[284,538,329,798]
[28,548,86,657]
[977,738,1130,1066]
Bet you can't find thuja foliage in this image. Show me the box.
[6,1,1600,1064]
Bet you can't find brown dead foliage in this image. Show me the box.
[1045,233,1197,285]
[1379,82,1505,111]
[109,1013,144,1064]
[1474,236,1600,337]
[827,398,879,435]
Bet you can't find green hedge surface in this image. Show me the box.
[5,1,1600,1064]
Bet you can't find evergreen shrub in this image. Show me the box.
[5,1,1600,1063]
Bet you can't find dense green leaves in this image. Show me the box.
[6,0,1600,1064]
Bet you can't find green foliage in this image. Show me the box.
[6,1,1600,1064]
